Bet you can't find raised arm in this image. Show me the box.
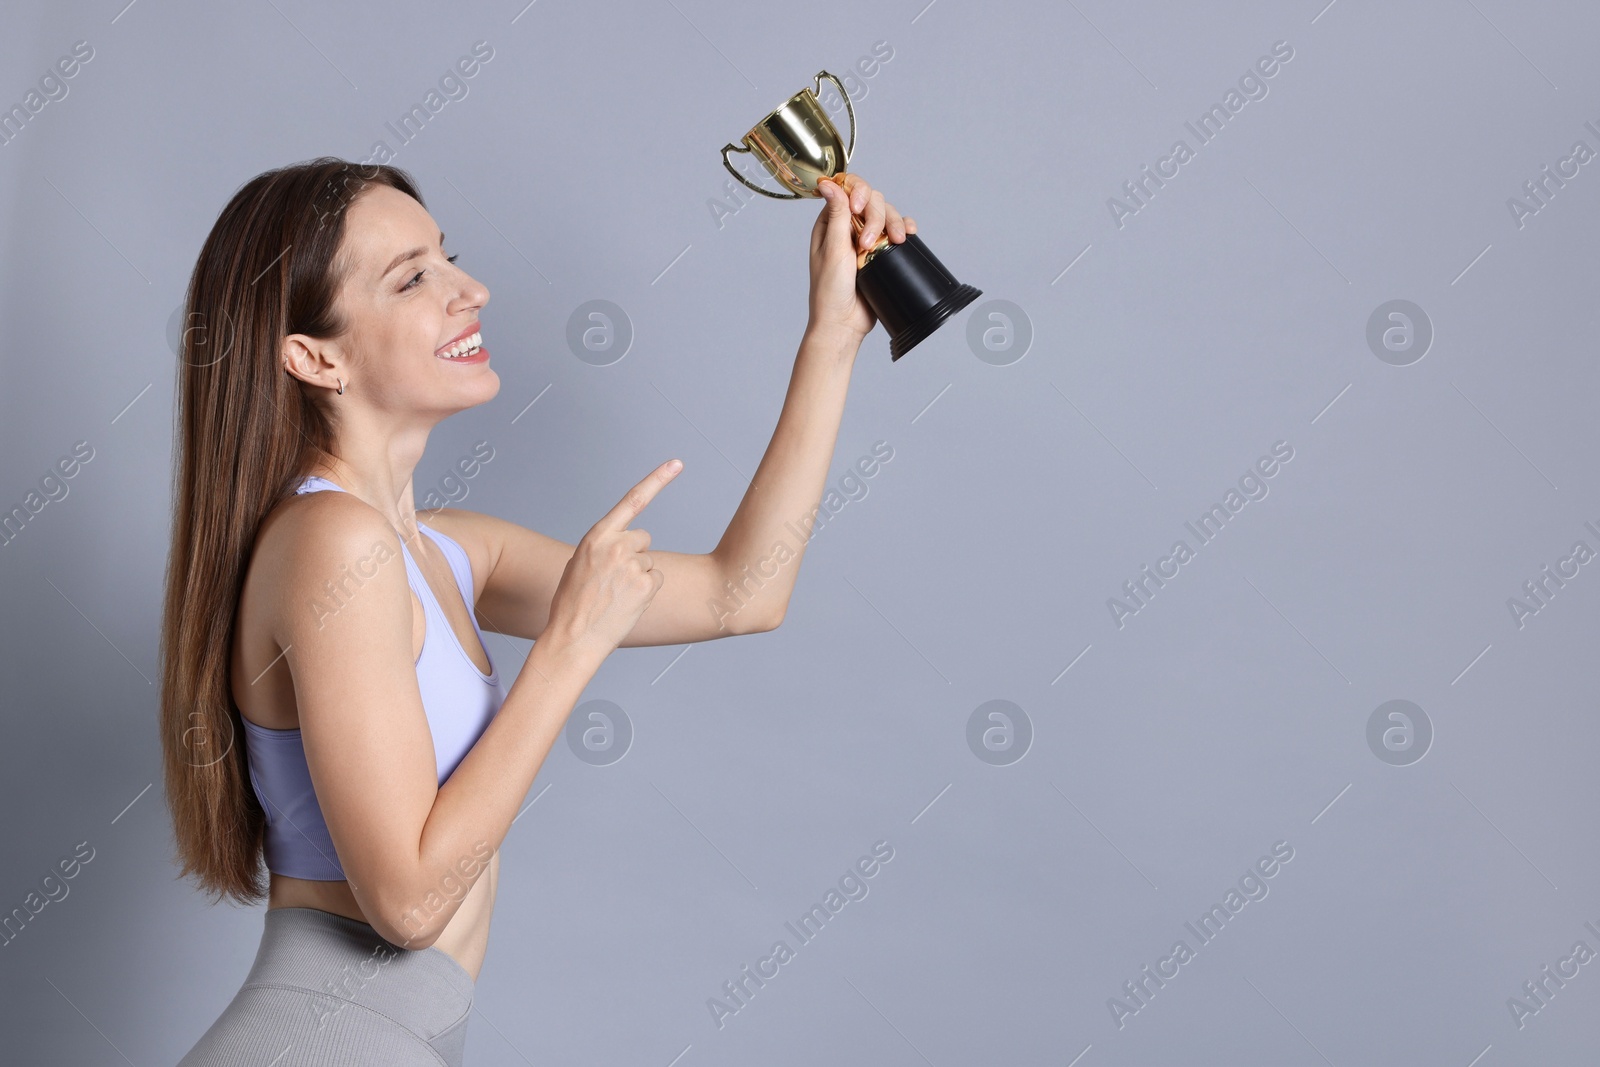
[443,174,912,647]
[663,173,913,632]
[436,507,777,647]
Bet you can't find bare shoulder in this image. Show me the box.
[253,490,408,638]
[259,489,401,566]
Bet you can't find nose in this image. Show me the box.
[456,270,489,311]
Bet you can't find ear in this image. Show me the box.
[282,334,343,390]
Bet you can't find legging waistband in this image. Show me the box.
[248,906,474,1029]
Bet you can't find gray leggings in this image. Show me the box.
[177,906,475,1066]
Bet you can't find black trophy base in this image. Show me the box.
[856,232,982,360]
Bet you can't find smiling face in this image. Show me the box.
[283,182,497,418]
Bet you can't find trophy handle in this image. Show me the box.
[813,70,855,163]
[720,142,804,200]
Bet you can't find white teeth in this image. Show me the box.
[439,331,482,359]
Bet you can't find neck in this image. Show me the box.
[308,421,433,546]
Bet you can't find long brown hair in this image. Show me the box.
[159,157,424,904]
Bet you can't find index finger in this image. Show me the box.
[594,459,683,534]
[837,173,872,215]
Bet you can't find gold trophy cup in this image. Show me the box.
[721,71,981,360]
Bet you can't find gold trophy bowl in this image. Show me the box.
[721,71,981,360]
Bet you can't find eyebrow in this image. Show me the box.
[381,230,445,279]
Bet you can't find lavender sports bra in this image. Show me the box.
[241,474,509,880]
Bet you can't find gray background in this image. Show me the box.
[2,0,1597,1063]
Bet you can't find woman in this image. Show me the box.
[163,157,913,1064]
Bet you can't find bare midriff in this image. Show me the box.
[265,850,498,981]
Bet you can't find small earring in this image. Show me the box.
[336,377,345,395]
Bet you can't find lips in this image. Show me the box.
[435,322,480,356]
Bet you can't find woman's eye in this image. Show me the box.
[401,254,460,292]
